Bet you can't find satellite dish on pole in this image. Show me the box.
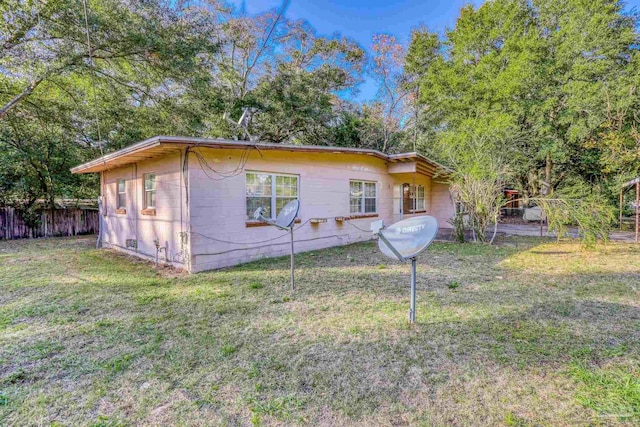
[372,215,439,324]
[378,216,438,261]
[254,199,300,291]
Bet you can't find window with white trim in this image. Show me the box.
[144,174,156,209]
[412,185,425,211]
[117,179,126,209]
[402,184,426,213]
[246,172,298,220]
[350,180,377,214]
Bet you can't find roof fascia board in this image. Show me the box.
[71,136,451,175]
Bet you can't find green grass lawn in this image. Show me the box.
[1,236,639,426]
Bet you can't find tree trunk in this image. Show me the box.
[489,217,499,245]
[542,152,552,196]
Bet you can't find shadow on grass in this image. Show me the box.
[226,238,537,273]
[1,236,639,425]
[143,298,639,424]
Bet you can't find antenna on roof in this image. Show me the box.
[254,199,300,291]
[371,215,439,324]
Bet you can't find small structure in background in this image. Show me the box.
[619,177,640,242]
[523,205,544,222]
[371,215,439,324]
[501,189,522,217]
[254,199,300,291]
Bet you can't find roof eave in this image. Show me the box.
[71,136,452,176]
[387,152,453,176]
[70,136,163,174]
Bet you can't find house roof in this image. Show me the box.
[71,135,451,176]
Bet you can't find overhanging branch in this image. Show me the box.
[0,78,43,118]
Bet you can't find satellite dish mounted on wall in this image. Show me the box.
[372,215,439,323]
[254,199,300,291]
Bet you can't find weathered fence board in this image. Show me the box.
[0,207,99,240]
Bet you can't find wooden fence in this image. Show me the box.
[0,207,99,240]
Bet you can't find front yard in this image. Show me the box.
[0,236,639,426]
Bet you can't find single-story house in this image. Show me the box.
[71,136,455,272]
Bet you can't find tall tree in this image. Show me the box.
[199,3,365,141]
[533,0,639,189]
[0,0,217,205]
[367,33,408,153]
[403,27,440,152]
[411,0,639,198]
[0,0,366,206]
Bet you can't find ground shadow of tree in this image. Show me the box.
[2,236,638,425]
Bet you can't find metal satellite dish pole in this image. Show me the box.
[371,216,439,324]
[254,199,300,291]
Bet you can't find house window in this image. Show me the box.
[246,172,298,220]
[403,184,426,213]
[117,179,126,209]
[144,173,156,209]
[413,185,425,211]
[350,180,377,214]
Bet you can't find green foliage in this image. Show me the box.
[503,411,528,426]
[104,353,132,374]
[2,0,639,223]
[409,0,640,201]
[401,0,640,244]
[330,109,363,148]
[0,0,217,204]
[534,179,616,246]
[0,1,366,203]
[404,29,440,80]
[196,9,365,142]
[403,28,440,152]
[449,211,466,243]
[440,126,510,243]
[250,65,342,143]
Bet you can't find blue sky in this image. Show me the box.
[231,0,640,101]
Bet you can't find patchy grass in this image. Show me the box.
[0,236,639,426]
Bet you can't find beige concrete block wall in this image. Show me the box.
[102,165,137,250]
[98,147,453,272]
[430,181,455,229]
[101,152,188,268]
[188,149,395,272]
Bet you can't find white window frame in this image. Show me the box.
[245,171,299,220]
[117,179,126,209]
[144,173,156,209]
[350,180,377,215]
[411,185,426,212]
